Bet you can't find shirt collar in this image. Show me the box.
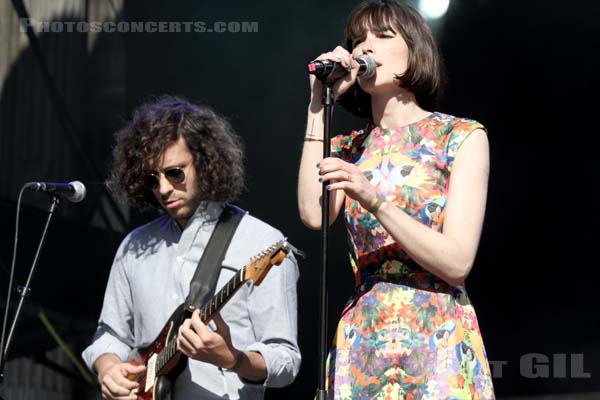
[175,201,225,232]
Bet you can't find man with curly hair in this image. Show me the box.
[82,96,301,399]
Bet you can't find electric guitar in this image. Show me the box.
[127,240,290,400]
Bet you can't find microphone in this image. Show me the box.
[24,180,87,203]
[308,54,376,82]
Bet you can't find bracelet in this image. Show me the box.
[367,196,385,213]
[228,350,244,372]
[304,137,324,142]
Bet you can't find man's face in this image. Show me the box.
[148,136,201,229]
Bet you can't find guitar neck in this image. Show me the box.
[152,241,286,377]
[199,266,246,322]
[155,267,246,374]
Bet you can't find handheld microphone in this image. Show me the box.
[308,54,376,82]
[24,180,87,203]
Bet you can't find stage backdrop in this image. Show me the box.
[1,0,599,398]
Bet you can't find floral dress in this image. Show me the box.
[327,112,495,400]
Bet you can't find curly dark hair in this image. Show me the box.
[108,96,245,210]
[338,0,446,118]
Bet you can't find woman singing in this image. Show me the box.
[297,0,495,398]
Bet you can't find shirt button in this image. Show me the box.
[176,256,183,263]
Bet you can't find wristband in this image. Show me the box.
[304,137,324,142]
[228,350,244,372]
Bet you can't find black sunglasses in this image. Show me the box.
[145,167,186,190]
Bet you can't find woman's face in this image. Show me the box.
[351,28,410,95]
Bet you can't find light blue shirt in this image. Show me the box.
[82,202,301,399]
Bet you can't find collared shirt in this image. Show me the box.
[82,202,301,399]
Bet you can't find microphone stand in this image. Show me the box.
[316,81,334,400]
[0,195,60,397]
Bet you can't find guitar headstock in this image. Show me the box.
[243,240,289,285]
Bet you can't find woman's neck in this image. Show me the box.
[371,90,431,129]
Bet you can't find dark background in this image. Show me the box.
[1,0,599,398]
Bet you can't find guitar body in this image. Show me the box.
[130,304,190,400]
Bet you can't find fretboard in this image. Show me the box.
[155,266,246,373]
[199,266,246,322]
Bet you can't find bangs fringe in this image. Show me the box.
[345,3,401,49]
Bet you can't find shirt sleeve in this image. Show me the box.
[81,239,135,373]
[243,252,301,388]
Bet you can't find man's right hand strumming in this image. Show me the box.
[95,353,146,400]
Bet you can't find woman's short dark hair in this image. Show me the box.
[338,0,446,118]
[108,96,245,210]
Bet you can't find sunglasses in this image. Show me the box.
[145,167,186,190]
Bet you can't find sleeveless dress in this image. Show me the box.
[327,112,495,399]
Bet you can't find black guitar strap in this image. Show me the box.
[184,204,245,311]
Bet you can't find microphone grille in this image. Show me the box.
[69,181,87,203]
[357,54,376,79]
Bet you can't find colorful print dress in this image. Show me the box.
[327,112,495,399]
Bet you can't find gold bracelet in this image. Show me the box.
[368,196,384,213]
[304,137,324,142]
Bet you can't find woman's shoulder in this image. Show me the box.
[431,112,486,133]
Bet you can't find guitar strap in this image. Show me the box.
[184,204,245,311]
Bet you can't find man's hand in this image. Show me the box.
[177,309,239,369]
[95,353,146,400]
